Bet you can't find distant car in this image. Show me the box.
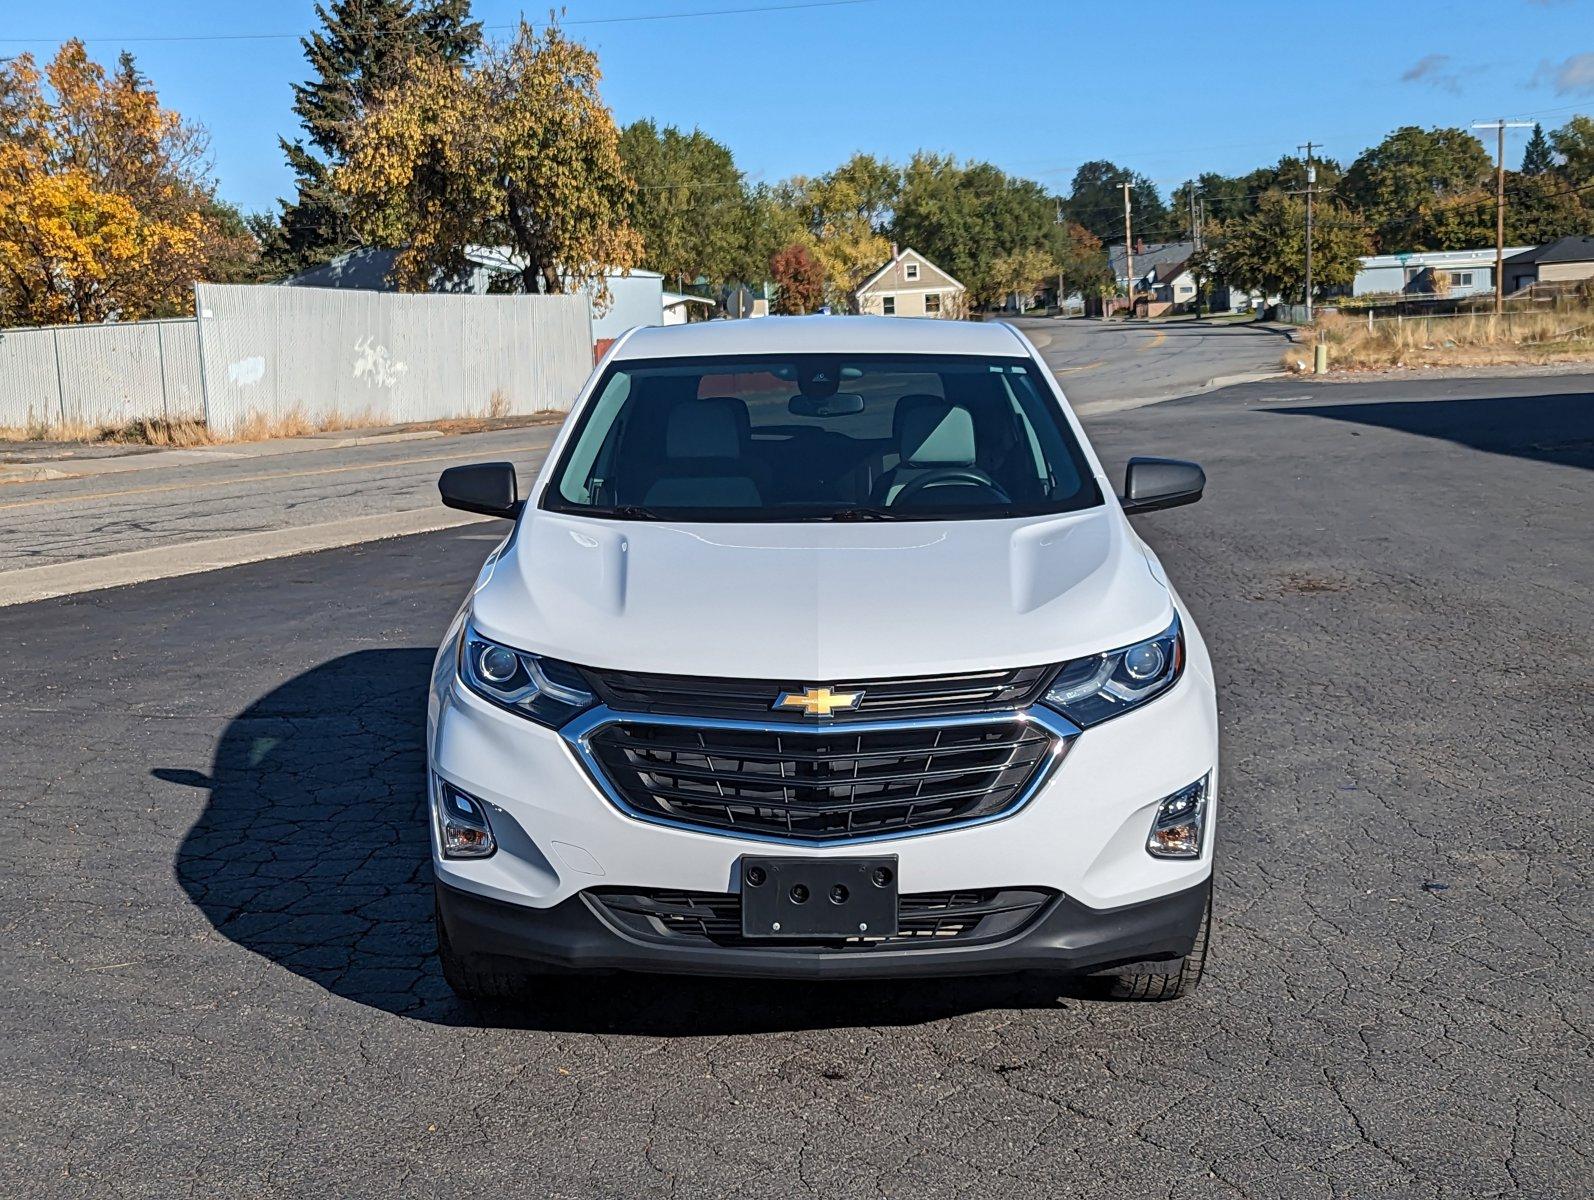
[428,316,1216,1000]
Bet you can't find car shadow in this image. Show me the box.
[1264,392,1594,471]
[169,649,1098,1034]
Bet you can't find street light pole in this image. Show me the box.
[1473,119,1532,315]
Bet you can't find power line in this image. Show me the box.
[0,0,887,45]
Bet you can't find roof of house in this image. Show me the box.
[1151,257,1192,284]
[853,246,966,297]
[1504,235,1594,265]
[614,315,1025,361]
[1107,240,1194,281]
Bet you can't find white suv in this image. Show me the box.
[428,317,1216,1001]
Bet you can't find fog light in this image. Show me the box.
[436,781,496,859]
[1147,776,1208,859]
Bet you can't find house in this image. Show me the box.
[662,291,715,325]
[1352,247,1531,298]
[279,246,669,342]
[1107,240,1194,295]
[853,246,967,319]
[1501,236,1594,294]
[1150,257,1197,307]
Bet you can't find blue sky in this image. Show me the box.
[4,0,1591,216]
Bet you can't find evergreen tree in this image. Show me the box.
[271,0,481,274]
[1521,123,1554,175]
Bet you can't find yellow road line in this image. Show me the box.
[1137,329,1167,352]
[0,442,553,513]
[1053,360,1106,374]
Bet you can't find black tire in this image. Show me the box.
[435,895,544,1001]
[1094,885,1211,1002]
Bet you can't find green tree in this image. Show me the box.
[618,119,749,289]
[1341,126,1493,251]
[274,0,481,275]
[893,154,1062,307]
[988,247,1056,311]
[1521,123,1555,175]
[1065,160,1172,242]
[1549,115,1594,185]
[1211,192,1369,302]
[1504,171,1588,244]
[335,21,640,303]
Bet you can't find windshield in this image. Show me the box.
[542,354,1102,522]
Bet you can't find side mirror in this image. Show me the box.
[439,462,521,519]
[1121,456,1205,515]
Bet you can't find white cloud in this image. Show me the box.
[1532,52,1594,95]
[1402,54,1463,94]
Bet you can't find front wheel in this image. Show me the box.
[1093,884,1211,1001]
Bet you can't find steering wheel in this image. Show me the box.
[890,467,1011,507]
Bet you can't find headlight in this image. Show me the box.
[1042,615,1184,727]
[458,621,595,727]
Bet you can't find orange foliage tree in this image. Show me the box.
[0,41,255,325]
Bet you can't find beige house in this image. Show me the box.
[1502,236,1594,294]
[854,246,968,319]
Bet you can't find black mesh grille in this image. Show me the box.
[586,718,1055,840]
[582,665,1055,722]
[589,887,1056,949]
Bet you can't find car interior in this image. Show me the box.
[562,359,1094,515]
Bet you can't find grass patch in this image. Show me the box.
[1288,307,1594,372]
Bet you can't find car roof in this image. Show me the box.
[612,315,1031,360]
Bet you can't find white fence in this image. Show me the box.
[196,284,593,435]
[0,284,594,435]
[0,318,202,430]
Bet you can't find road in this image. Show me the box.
[1012,315,1292,410]
[2,371,1589,1198]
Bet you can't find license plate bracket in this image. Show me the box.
[739,855,899,939]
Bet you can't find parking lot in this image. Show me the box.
[2,372,1589,1198]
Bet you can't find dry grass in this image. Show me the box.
[1,403,565,448]
[1289,308,1594,372]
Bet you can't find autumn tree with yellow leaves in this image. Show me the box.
[334,21,641,306]
[0,42,256,325]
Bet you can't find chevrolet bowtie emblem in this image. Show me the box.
[774,686,864,717]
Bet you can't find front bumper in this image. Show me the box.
[427,597,1220,940]
[437,876,1211,980]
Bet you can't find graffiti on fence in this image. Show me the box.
[352,336,408,389]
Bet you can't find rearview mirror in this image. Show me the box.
[1120,457,1205,515]
[439,462,521,519]
[789,392,864,417]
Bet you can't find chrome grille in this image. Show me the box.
[583,716,1059,841]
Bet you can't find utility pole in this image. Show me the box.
[1188,182,1200,251]
[1298,141,1317,322]
[1473,119,1533,315]
[1121,181,1134,318]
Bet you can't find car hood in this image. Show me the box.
[469,507,1171,680]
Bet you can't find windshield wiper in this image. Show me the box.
[812,506,899,521]
[597,504,662,520]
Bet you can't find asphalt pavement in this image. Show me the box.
[2,372,1590,1198]
[1013,315,1292,409]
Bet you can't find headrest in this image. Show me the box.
[895,396,976,467]
[665,397,748,459]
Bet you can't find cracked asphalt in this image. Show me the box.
[1,373,1589,1198]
